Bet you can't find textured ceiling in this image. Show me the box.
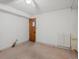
[0,0,78,16]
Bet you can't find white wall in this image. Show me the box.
[36,8,77,49]
[0,4,30,17]
[0,11,29,50]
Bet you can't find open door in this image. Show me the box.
[29,17,36,42]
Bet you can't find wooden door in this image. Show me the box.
[29,17,36,42]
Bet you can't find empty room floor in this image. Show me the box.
[0,41,77,59]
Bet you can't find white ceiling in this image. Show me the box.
[0,0,78,16]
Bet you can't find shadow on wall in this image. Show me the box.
[0,0,16,4]
[0,9,29,18]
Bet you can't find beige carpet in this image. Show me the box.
[0,42,77,59]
